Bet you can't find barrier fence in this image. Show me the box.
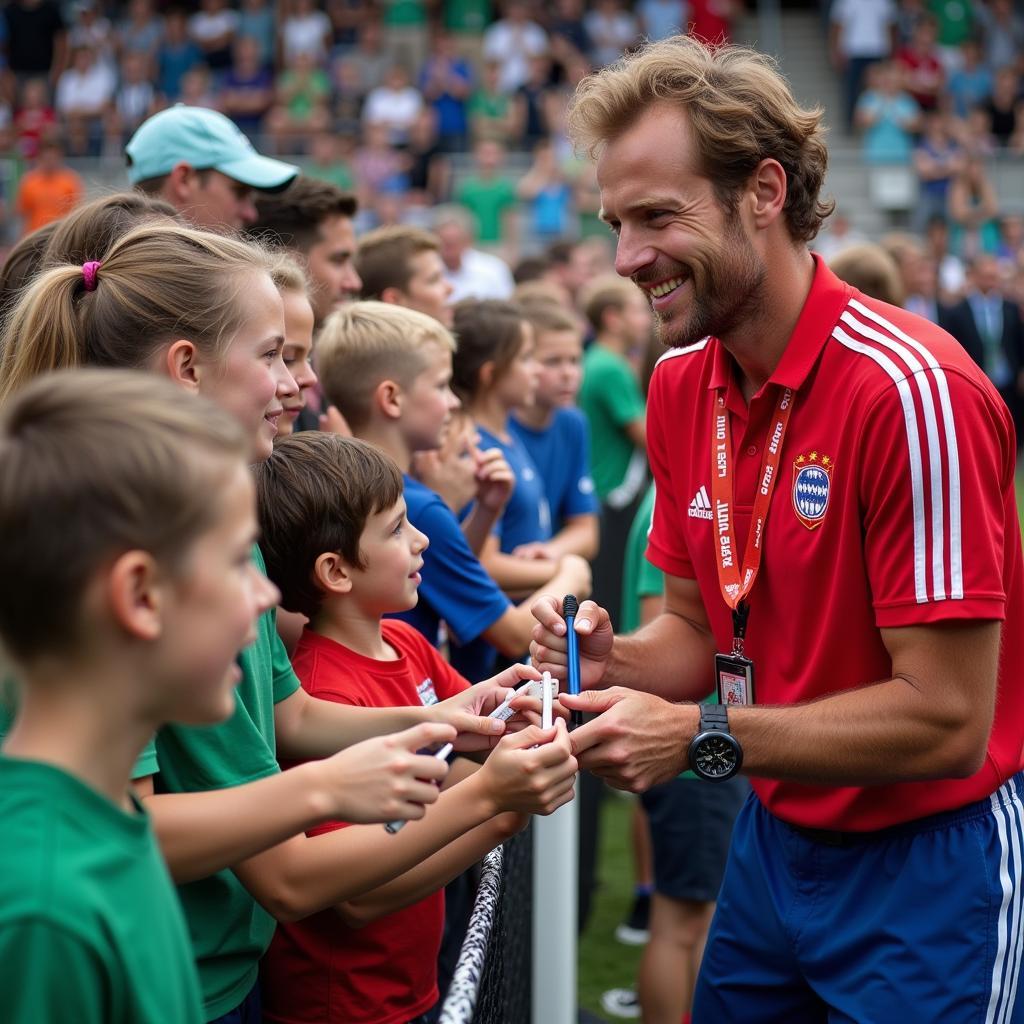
[440,826,534,1024]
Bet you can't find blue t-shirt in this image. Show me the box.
[158,40,203,100]
[857,90,920,165]
[392,474,510,680]
[475,424,552,555]
[510,408,598,532]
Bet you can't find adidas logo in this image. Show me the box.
[688,485,713,520]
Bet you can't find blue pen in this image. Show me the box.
[563,594,582,730]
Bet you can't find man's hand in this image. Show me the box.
[530,595,613,689]
[559,688,698,792]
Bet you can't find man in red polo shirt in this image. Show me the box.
[532,35,1024,1023]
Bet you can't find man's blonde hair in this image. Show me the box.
[568,35,834,242]
[317,301,456,431]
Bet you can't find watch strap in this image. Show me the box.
[699,703,730,734]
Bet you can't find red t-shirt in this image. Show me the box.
[895,46,944,110]
[261,621,470,1024]
[646,256,1024,832]
[689,0,733,45]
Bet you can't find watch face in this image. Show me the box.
[693,735,739,779]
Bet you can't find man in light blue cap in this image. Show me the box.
[125,105,300,231]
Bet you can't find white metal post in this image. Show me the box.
[532,792,578,1024]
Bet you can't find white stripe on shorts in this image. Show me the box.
[987,779,1024,1024]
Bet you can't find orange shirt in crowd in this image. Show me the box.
[16,167,84,235]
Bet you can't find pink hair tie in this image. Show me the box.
[81,261,102,292]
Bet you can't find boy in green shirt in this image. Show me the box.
[579,276,652,629]
[0,369,276,1024]
[456,139,519,248]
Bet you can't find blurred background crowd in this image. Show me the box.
[0,0,1021,296]
[0,0,1023,436]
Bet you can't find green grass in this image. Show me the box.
[577,790,644,1019]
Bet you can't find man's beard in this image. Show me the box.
[652,224,767,349]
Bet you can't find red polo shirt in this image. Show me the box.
[646,256,1024,831]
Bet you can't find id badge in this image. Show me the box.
[715,652,755,706]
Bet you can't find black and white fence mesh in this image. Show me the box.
[439,827,533,1024]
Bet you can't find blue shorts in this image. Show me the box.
[693,773,1024,1024]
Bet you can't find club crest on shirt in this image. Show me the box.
[792,452,834,530]
[417,678,439,706]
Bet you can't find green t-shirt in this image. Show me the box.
[620,482,661,636]
[383,0,426,26]
[444,0,491,33]
[468,89,510,122]
[456,174,517,244]
[0,757,203,1024]
[621,483,707,779]
[929,0,973,47]
[579,343,646,499]
[154,544,300,1021]
[278,69,331,120]
[300,158,355,192]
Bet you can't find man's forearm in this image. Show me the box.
[604,610,716,701]
[731,675,988,785]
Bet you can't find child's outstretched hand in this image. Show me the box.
[321,722,455,824]
[428,676,525,752]
[478,719,577,817]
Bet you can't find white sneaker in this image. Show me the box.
[600,988,641,1019]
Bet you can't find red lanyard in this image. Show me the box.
[710,386,794,642]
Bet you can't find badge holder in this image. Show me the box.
[715,602,755,706]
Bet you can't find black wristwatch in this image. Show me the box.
[687,704,743,782]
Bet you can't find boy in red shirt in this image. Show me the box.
[254,433,577,1024]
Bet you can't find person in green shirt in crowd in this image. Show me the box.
[0,369,275,1024]
[578,275,651,629]
[0,222,518,1024]
[468,60,517,144]
[456,138,519,249]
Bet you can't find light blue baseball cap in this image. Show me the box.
[125,105,299,191]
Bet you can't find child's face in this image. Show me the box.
[399,250,454,328]
[494,322,540,410]
[530,327,582,411]
[348,497,429,616]
[402,342,460,452]
[201,272,296,462]
[278,289,317,436]
[156,462,279,724]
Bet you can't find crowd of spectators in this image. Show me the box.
[830,1,1023,236]
[0,0,737,248]
[820,0,1024,367]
